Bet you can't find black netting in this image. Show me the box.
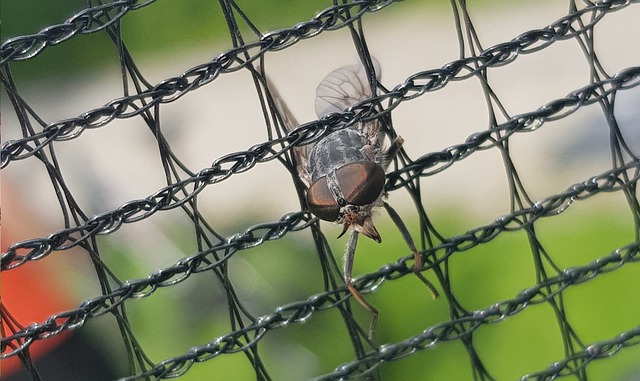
[2,1,639,380]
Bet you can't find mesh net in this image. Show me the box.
[2,0,640,380]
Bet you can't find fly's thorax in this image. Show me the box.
[308,129,370,181]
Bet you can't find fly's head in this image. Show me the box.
[306,160,385,242]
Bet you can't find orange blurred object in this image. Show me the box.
[1,183,74,376]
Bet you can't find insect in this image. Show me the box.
[263,59,438,339]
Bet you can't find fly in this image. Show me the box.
[263,59,438,339]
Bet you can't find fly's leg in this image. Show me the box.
[344,229,379,340]
[383,201,439,299]
[382,135,438,297]
[381,135,405,170]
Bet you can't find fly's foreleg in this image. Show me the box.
[344,229,379,340]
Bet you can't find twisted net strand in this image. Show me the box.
[120,238,640,380]
[2,0,639,380]
[2,0,636,168]
[519,325,640,381]
[317,321,640,381]
[2,159,638,364]
[0,0,156,65]
[2,65,638,271]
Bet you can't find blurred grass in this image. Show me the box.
[0,1,453,83]
[1,0,323,81]
[99,205,639,379]
[4,1,638,379]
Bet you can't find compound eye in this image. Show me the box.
[335,162,385,206]
[307,176,340,221]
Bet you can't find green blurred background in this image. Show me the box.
[2,1,639,380]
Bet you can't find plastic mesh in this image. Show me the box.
[2,1,639,380]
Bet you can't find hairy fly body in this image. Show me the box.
[264,59,438,339]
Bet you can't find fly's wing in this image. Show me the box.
[315,59,381,117]
[263,71,311,185]
[315,59,382,147]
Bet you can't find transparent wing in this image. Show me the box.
[262,70,311,185]
[263,59,382,186]
[315,58,381,118]
[315,58,383,150]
